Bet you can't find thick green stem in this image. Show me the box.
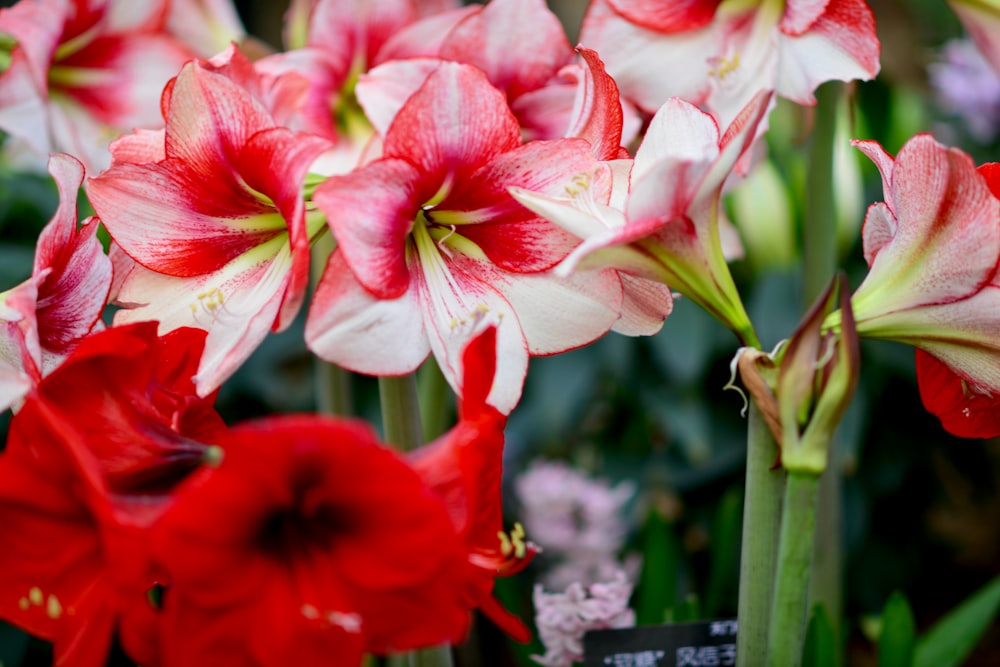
[809,455,843,661]
[379,374,424,451]
[766,471,821,667]
[310,231,354,417]
[736,401,784,667]
[803,81,845,660]
[315,362,353,416]
[386,647,456,667]
[417,356,453,442]
[803,81,841,305]
[378,375,453,667]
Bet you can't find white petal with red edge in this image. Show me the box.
[306,251,430,376]
[414,249,528,415]
[113,236,295,395]
[459,256,623,355]
[635,98,720,183]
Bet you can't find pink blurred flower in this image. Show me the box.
[580,0,879,129]
[532,571,635,667]
[929,38,1000,143]
[0,0,193,172]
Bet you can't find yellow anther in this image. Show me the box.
[510,522,527,559]
[193,287,226,315]
[301,603,320,620]
[18,597,29,611]
[28,587,42,606]
[709,52,741,79]
[498,530,513,557]
[204,445,225,467]
[46,595,62,620]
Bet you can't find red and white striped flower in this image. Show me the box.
[87,46,331,395]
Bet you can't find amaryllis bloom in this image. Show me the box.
[832,135,1000,438]
[512,91,771,347]
[255,0,467,171]
[409,325,537,641]
[0,153,111,412]
[579,0,880,128]
[0,322,226,667]
[358,0,636,159]
[947,0,1000,76]
[307,61,669,414]
[148,416,472,666]
[87,46,332,395]
[0,0,193,172]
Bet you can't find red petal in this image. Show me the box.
[916,349,1000,438]
[605,0,721,33]
[382,62,521,183]
[438,0,574,100]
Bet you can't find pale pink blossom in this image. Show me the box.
[929,38,1000,142]
[516,460,639,590]
[532,572,636,667]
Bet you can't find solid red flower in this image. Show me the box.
[0,321,226,667]
[148,415,473,667]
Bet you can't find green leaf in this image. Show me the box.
[704,487,742,617]
[635,505,680,625]
[666,594,701,623]
[878,591,916,667]
[914,574,1000,667]
[802,604,837,667]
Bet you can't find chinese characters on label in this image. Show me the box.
[602,650,666,666]
[675,644,736,666]
[709,620,737,637]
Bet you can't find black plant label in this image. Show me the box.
[583,619,737,667]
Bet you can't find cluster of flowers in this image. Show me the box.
[532,571,635,667]
[515,460,637,590]
[0,310,537,664]
[2,0,1000,664]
